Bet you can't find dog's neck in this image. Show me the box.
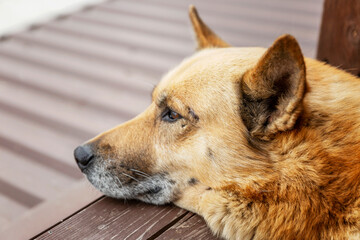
[217,61,360,238]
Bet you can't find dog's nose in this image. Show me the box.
[74,145,94,171]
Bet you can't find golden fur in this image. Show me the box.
[77,6,360,240]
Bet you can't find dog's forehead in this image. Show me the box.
[154,47,265,108]
[159,47,265,88]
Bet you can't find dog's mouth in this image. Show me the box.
[82,158,176,205]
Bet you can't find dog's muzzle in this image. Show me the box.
[73,143,177,205]
[74,144,94,171]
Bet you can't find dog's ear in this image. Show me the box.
[189,5,230,49]
[240,35,306,141]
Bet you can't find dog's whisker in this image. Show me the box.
[130,168,150,176]
[133,172,151,179]
[114,175,123,188]
[130,169,151,178]
[122,173,140,182]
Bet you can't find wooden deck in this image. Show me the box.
[34,197,218,240]
[0,0,324,238]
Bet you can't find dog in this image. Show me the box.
[74,6,360,240]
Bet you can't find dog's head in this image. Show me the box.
[74,6,306,205]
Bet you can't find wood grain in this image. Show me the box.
[1,180,102,240]
[156,212,221,240]
[35,198,187,240]
[317,0,360,76]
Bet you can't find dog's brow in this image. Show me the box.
[156,92,167,106]
[188,108,199,121]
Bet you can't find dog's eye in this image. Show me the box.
[162,109,182,122]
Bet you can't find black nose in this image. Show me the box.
[74,145,94,171]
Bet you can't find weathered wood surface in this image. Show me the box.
[34,197,219,240]
[317,0,360,76]
[1,180,102,240]
[157,212,220,240]
[0,0,323,237]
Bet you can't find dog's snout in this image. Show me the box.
[74,145,94,171]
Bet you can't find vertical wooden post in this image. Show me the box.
[317,0,360,77]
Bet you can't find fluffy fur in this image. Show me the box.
[76,6,360,240]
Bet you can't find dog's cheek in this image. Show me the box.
[153,141,204,175]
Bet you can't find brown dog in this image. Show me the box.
[74,6,360,240]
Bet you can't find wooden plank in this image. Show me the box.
[0,40,161,93]
[34,198,187,240]
[76,7,192,41]
[44,17,193,57]
[108,0,320,57]
[0,41,157,95]
[0,108,83,167]
[0,194,28,231]
[0,180,102,240]
[317,0,360,76]
[0,178,42,208]
[0,135,81,180]
[0,147,74,200]
[111,0,319,39]
[0,99,91,140]
[146,0,321,29]
[0,78,123,137]
[207,0,322,16]
[15,28,181,75]
[156,212,220,240]
[91,4,264,47]
[0,52,155,96]
[0,55,151,121]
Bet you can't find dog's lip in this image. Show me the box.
[79,163,92,173]
[143,186,162,195]
[133,186,163,200]
[129,184,162,197]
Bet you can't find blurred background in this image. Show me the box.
[0,0,326,237]
[0,0,104,35]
